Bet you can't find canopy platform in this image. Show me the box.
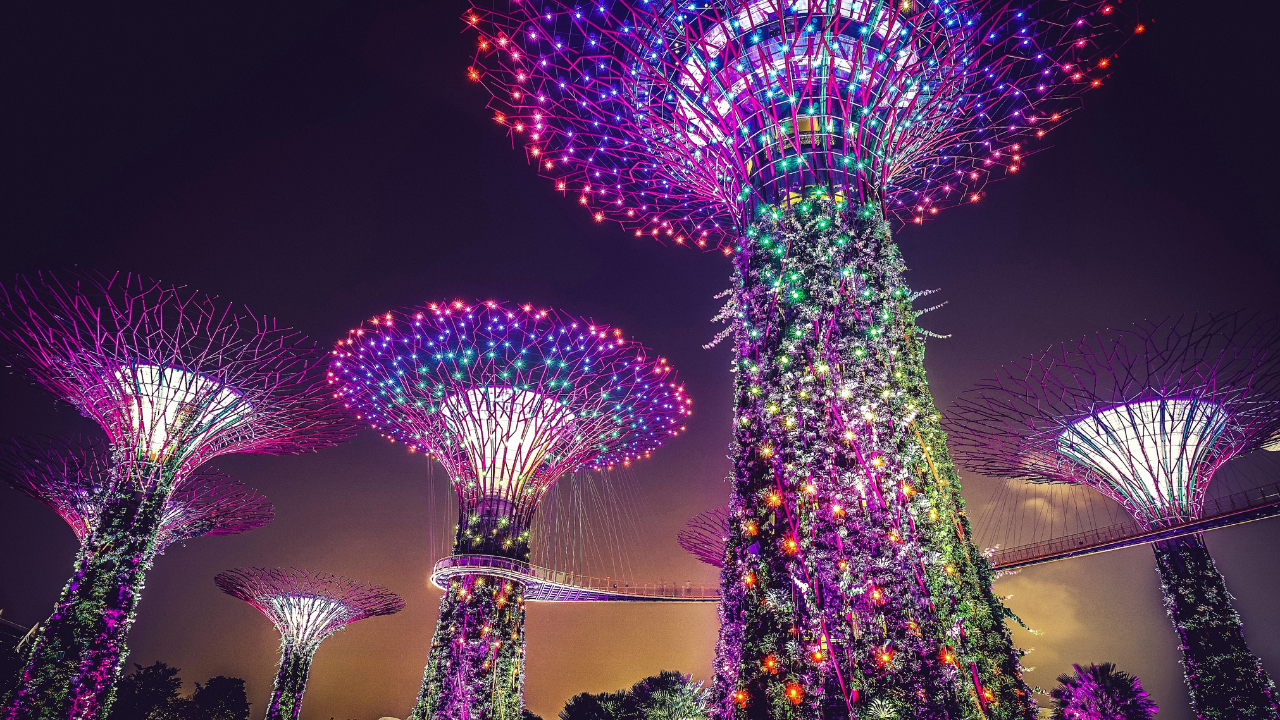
[988,480,1280,570]
[431,554,719,602]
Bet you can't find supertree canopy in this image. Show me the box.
[331,299,690,720]
[215,568,404,720]
[679,507,732,568]
[945,314,1280,720]
[462,1,1139,717]
[0,272,353,720]
[465,0,1142,242]
[0,435,274,552]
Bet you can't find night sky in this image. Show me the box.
[1,2,1278,718]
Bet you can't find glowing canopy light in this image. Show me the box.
[331,300,690,528]
[1059,399,1230,527]
[439,386,575,501]
[465,0,1140,244]
[117,364,247,460]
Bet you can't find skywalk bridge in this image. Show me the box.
[431,554,720,602]
[988,480,1280,570]
[432,482,1280,598]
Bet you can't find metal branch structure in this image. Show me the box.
[465,0,1141,244]
[462,1,1140,717]
[679,507,732,568]
[154,470,274,550]
[946,314,1280,720]
[0,435,273,552]
[0,271,354,720]
[331,299,690,720]
[215,568,404,720]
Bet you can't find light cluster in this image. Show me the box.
[465,0,1140,247]
[330,300,690,530]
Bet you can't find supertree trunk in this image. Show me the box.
[4,486,167,720]
[714,199,1033,720]
[264,643,318,720]
[409,575,526,720]
[1153,534,1278,720]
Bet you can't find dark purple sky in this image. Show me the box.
[1,2,1277,718]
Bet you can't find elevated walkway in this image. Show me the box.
[430,554,719,602]
[988,481,1280,570]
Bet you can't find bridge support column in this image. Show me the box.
[408,574,526,720]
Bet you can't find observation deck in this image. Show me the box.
[988,481,1280,570]
[431,554,719,602]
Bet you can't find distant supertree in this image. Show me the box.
[946,314,1280,720]
[0,272,353,720]
[331,300,690,720]
[0,435,273,552]
[1049,663,1158,720]
[462,0,1143,716]
[679,508,731,569]
[215,568,404,720]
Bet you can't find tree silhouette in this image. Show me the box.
[1049,663,1158,720]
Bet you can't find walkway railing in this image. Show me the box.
[431,554,719,602]
[989,481,1280,570]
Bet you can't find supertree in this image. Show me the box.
[0,435,274,552]
[214,568,404,720]
[679,507,732,568]
[330,299,691,719]
[0,272,353,720]
[461,0,1142,716]
[945,314,1280,720]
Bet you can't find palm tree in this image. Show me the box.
[1050,663,1158,720]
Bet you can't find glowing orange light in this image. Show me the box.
[762,654,780,673]
[786,683,804,704]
